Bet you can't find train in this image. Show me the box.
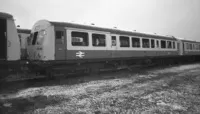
[28,20,200,76]
[1,12,200,81]
[0,12,32,81]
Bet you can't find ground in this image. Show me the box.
[0,63,200,114]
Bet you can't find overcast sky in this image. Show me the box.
[1,0,200,41]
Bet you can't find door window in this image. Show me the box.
[56,31,64,44]
[111,36,116,46]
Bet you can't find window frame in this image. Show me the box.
[172,41,176,49]
[161,40,166,49]
[156,40,160,48]
[92,33,106,47]
[111,36,117,46]
[151,39,155,48]
[71,31,89,46]
[167,41,172,49]
[132,37,140,48]
[142,38,150,48]
[32,32,38,45]
[119,36,130,47]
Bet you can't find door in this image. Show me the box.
[0,18,7,60]
[55,28,66,60]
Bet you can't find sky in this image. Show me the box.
[0,0,200,41]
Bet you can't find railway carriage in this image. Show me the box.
[0,12,21,61]
[1,12,200,81]
[175,37,200,62]
[182,40,200,56]
[28,20,181,75]
[28,20,179,61]
[0,12,29,81]
[182,39,200,61]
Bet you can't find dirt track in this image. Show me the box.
[0,63,200,114]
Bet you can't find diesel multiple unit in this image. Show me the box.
[1,12,200,81]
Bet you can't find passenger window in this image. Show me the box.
[32,32,38,45]
[156,40,160,48]
[186,43,189,50]
[132,37,140,48]
[120,36,130,47]
[167,41,172,49]
[173,42,176,49]
[142,38,150,48]
[111,36,116,46]
[71,31,89,46]
[192,44,195,50]
[194,44,197,50]
[189,44,192,50]
[198,45,200,50]
[188,44,190,50]
[161,40,166,48]
[151,39,155,48]
[92,33,106,47]
[195,44,197,50]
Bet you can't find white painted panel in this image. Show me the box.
[65,27,177,52]
[7,19,20,60]
[43,26,55,60]
[28,20,55,60]
[66,28,110,51]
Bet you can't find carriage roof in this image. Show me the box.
[0,12,13,19]
[50,21,177,41]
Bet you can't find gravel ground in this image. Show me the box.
[0,63,200,114]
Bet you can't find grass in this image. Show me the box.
[1,63,200,114]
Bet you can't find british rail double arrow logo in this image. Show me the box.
[76,51,85,58]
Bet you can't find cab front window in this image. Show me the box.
[31,30,46,45]
[36,30,46,45]
[32,32,38,45]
